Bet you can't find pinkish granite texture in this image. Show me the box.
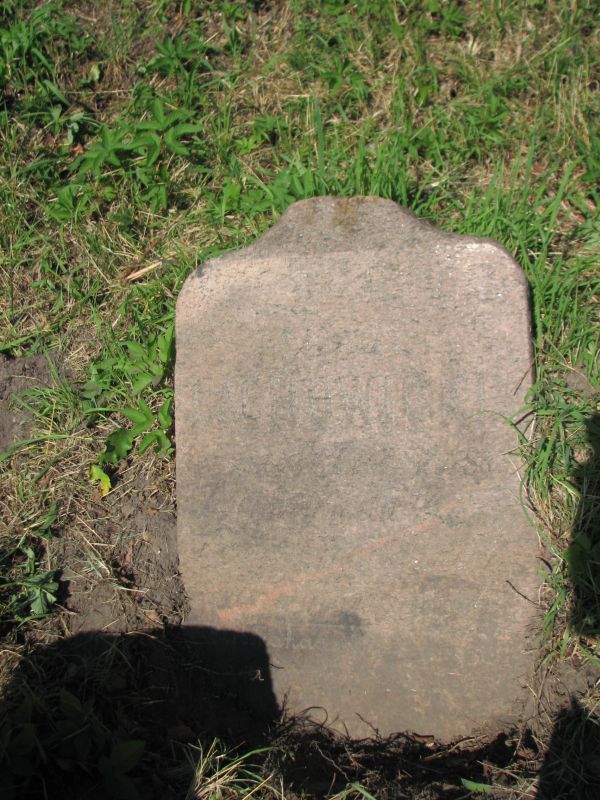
[175,197,539,740]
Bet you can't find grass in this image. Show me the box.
[0,0,598,797]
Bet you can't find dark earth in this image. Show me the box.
[0,352,54,453]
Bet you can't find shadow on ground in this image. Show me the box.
[1,622,529,800]
[536,412,600,800]
[1,626,277,799]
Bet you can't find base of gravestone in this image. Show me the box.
[175,197,540,741]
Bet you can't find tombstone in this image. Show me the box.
[175,197,540,741]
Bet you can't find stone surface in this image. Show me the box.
[175,197,540,741]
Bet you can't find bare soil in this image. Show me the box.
[0,353,54,452]
[66,469,187,635]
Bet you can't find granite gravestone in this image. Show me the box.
[176,197,539,740]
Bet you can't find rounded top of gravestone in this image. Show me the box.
[201,197,527,301]
[247,196,435,254]
[237,195,507,259]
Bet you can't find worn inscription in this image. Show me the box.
[176,197,538,740]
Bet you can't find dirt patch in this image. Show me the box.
[0,353,186,635]
[65,466,187,634]
[0,353,54,452]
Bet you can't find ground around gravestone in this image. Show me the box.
[0,336,597,799]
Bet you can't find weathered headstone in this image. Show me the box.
[176,197,539,740]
